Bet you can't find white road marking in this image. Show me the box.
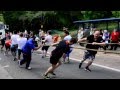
[70,57,120,73]
[0,58,1,60]
[47,51,120,73]
[3,65,9,68]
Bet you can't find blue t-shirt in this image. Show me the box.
[22,38,35,55]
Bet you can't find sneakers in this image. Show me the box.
[79,63,82,69]
[84,67,91,72]
[18,60,23,68]
[50,72,56,76]
[50,72,56,78]
[4,53,6,56]
[13,57,17,61]
[26,67,32,70]
[42,74,51,79]
[41,56,44,58]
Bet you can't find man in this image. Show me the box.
[78,27,84,46]
[17,33,27,60]
[78,30,106,72]
[41,30,53,58]
[11,31,19,61]
[63,31,72,63]
[43,38,77,79]
[18,36,43,70]
[110,29,120,50]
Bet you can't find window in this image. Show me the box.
[0,24,4,30]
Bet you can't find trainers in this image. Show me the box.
[51,72,56,75]
[26,67,32,70]
[41,56,44,58]
[4,53,6,56]
[42,74,51,79]
[50,72,56,78]
[84,67,91,72]
[79,63,82,69]
[13,57,17,61]
[18,60,23,68]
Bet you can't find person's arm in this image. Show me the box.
[51,41,60,46]
[77,38,87,43]
[92,42,106,46]
[34,44,43,50]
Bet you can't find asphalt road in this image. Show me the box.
[0,50,120,79]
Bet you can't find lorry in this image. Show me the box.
[0,22,9,44]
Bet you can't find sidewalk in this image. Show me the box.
[36,44,120,70]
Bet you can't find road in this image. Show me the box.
[0,49,120,79]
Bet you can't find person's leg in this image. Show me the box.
[79,51,88,69]
[114,43,118,50]
[11,45,16,60]
[45,46,49,57]
[18,49,21,60]
[85,54,95,72]
[25,54,32,69]
[20,54,27,65]
[41,46,45,58]
[103,45,107,54]
[110,41,113,50]
[1,40,5,51]
[62,53,66,63]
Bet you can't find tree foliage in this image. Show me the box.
[2,11,120,33]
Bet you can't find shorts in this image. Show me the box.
[18,49,22,56]
[5,44,10,50]
[50,50,63,65]
[42,46,49,51]
[50,55,61,65]
[83,51,96,60]
[11,44,18,52]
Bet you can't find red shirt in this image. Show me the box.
[5,40,11,46]
[111,32,120,42]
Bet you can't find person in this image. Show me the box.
[78,30,106,72]
[62,31,72,63]
[102,30,110,53]
[4,36,11,55]
[78,27,84,46]
[11,31,19,61]
[110,29,120,50]
[0,36,6,51]
[39,29,42,41]
[41,30,53,58]
[17,33,27,60]
[43,38,77,79]
[78,28,84,40]
[100,29,103,37]
[18,37,43,70]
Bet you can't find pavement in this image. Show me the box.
[0,44,120,79]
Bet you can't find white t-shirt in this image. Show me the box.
[44,35,53,46]
[64,35,72,41]
[64,35,74,51]
[11,34,19,45]
[17,37,27,49]
[78,31,84,40]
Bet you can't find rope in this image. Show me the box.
[40,42,120,54]
[70,46,120,54]
[78,42,120,45]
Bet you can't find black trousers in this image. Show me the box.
[20,53,31,68]
[110,41,118,50]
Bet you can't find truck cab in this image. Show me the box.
[0,22,9,43]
